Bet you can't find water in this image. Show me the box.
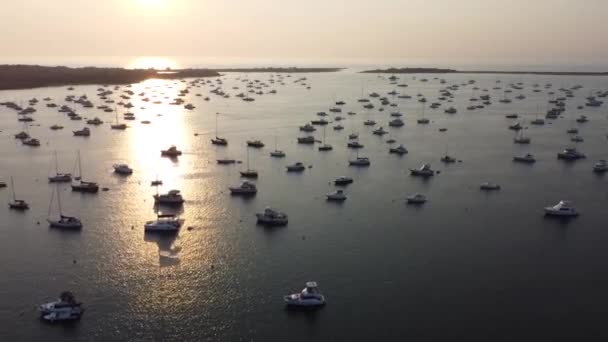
[1,70,608,341]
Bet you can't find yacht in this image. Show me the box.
[229,181,258,195]
[48,184,83,229]
[388,118,404,127]
[71,152,99,193]
[153,190,185,205]
[50,124,64,130]
[39,291,84,322]
[480,182,501,190]
[333,124,344,130]
[297,136,315,144]
[363,120,376,126]
[334,176,354,186]
[7,177,29,211]
[593,160,608,173]
[372,127,388,135]
[73,127,90,136]
[409,164,434,177]
[14,131,29,140]
[444,107,457,114]
[144,214,184,232]
[161,146,182,157]
[348,133,359,140]
[113,164,133,175]
[48,152,72,182]
[544,200,579,217]
[211,112,228,145]
[22,138,41,146]
[246,140,265,148]
[284,282,326,307]
[557,147,586,160]
[311,119,329,125]
[286,162,306,172]
[86,117,103,125]
[417,118,430,124]
[389,144,408,155]
[513,153,536,163]
[406,193,427,204]
[299,123,316,132]
[326,189,347,201]
[256,207,288,226]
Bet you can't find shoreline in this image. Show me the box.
[361,67,608,76]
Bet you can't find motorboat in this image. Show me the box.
[246,140,265,148]
[334,176,353,186]
[508,123,522,131]
[297,136,315,144]
[513,153,536,163]
[217,159,236,164]
[211,136,228,145]
[444,107,457,114]
[270,150,286,157]
[530,118,545,125]
[284,282,326,307]
[389,144,408,155]
[417,118,430,124]
[348,133,359,140]
[299,123,316,132]
[144,214,184,232]
[372,127,388,135]
[113,164,133,175]
[286,162,306,172]
[388,118,404,127]
[326,189,347,201]
[566,128,579,134]
[440,154,456,163]
[505,114,519,119]
[593,160,608,173]
[154,190,185,205]
[576,115,589,123]
[50,124,64,130]
[256,207,288,226]
[406,193,427,204]
[333,124,344,130]
[349,156,370,166]
[570,135,584,142]
[39,291,84,322]
[229,181,258,195]
[480,182,501,190]
[161,146,182,157]
[318,143,333,151]
[311,119,329,125]
[347,141,364,148]
[363,120,376,126]
[557,147,586,160]
[409,164,434,177]
[86,117,103,125]
[22,138,41,146]
[544,200,579,217]
[14,131,29,140]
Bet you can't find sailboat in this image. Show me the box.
[270,135,285,157]
[110,107,127,130]
[349,149,370,166]
[71,150,99,193]
[211,112,228,145]
[417,104,429,124]
[440,144,456,163]
[318,125,333,151]
[48,184,82,229]
[48,151,72,183]
[240,146,258,178]
[514,122,531,144]
[8,177,29,210]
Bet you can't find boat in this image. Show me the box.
[48,184,82,229]
[409,164,434,177]
[593,160,608,173]
[348,133,359,140]
[246,140,265,148]
[22,138,41,146]
[389,144,408,155]
[39,291,84,322]
[284,282,326,307]
[334,176,353,186]
[417,105,429,124]
[333,124,344,130]
[161,146,182,157]
[444,107,457,114]
[211,113,228,145]
[48,151,72,183]
[229,181,258,195]
[297,136,315,144]
[256,207,288,226]
[406,193,427,204]
[110,108,127,130]
[576,115,589,123]
[363,120,376,126]
[14,131,29,140]
[318,126,332,151]
[153,189,185,206]
[505,114,519,119]
[513,153,536,163]
[480,182,501,190]
[388,118,404,127]
[530,118,545,125]
[286,162,306,172]
[8,177,29,210]
[570,135,584,142]
[50,124,64,130]
[86,117,103,125]
[557,147,586,160]
[310,119,329,125]
[240,147,258,178]
[150,175,163,186]
[514,127,531,144]
[326,189,347,201]
[71,151,99,193]
[508,122,523,131]
[544,200,579,217]
[347,141,364,149]
[113,164,133,175]
[440,154,456,163]
[144,214,184,232]
[372,127,388,135]
[299,123,316,132]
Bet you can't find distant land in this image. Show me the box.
[362,67,608,76]
[215,67,342,73]
[0,65,220,90]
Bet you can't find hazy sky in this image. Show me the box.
[2,0,608,67]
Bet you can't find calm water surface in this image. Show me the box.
[1,71,608,341]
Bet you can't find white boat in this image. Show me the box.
[593,160,608,173]
[326,189,347,201]
[334,176,353,185]
[144,214,184,232]
[284,282,326,307]
[389,144,408,155]
[270,136,285,157]
[39,291,84,322]
[48,151,72,182]
[513,153,536,163]
[48,184,82,229]
[113,164,133,175]
[557,147,585,160]
[154,189,185,206]
[406,193,427,204]
[480,182,501,190]
[286,162,306,172]
[544,200,579,217]
[8,177,29,210]
[71,151,99,193]
[256,207,288,226]
[409,164,434,177]
[161,146,182,157]
[229,181,257,195]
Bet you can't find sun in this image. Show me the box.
[135,0,168,9]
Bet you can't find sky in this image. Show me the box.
[1,0,607,68]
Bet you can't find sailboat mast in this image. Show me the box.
[215,112,219,138]
[246,146,250,170]
[77,150,83,179]
[56,184,63,216]
[10,176,16,202]
[54,151,59,175]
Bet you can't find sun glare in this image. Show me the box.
[136,0,166,7]
[128,57,178,70]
